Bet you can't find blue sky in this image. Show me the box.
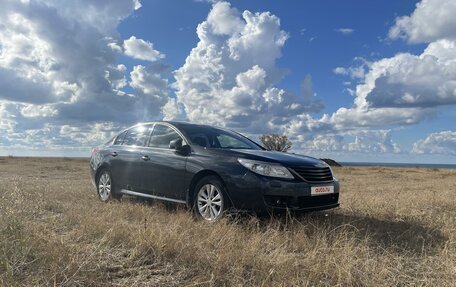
[0,0,455,163]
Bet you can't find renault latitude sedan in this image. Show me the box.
[90,121,339,221]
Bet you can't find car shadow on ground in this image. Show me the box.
[250,210,448,256]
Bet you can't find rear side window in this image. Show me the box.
[113,131,127,145]
[123,125,152,146]
[148,124,181,149]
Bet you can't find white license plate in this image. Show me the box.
[311,185,334,196]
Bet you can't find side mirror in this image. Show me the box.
[169,138,183,150]
[170,138,191,155]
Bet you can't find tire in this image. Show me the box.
[193,176,227,221]
[96,169,122,202]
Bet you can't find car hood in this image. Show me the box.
[209,148,327,167]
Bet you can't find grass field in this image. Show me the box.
[0,157,455,286]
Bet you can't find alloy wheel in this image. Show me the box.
[197,184,223,221]
[98,171,111,201]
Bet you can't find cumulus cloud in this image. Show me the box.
[130,64,168,96]
[324,0,456,131]
[129,64,169,119]
[343,130,401,153]
[327,107,432,130]
[172,1,323,133]
[412,131,456,155]
[0,67,58,104]
[105,64,128,89]
[389,0,456,43]
[363,40,456,109]
[0,0,144,122]
[1,0,454,159]
[296,130,401,154]
[0,0,172,153]
[297,134,344,153]
[107,41,123,53]
[123,36,165,61]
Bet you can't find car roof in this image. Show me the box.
[139,121,218,129]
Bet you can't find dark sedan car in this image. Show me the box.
[90,121,339,221]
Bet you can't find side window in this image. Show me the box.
[149,124,181,149]
[122,125,152,146]
[190,133,210,147]
[113,131,127,145]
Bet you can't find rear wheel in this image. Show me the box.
[97,169,122,202]
[193,176,227,221]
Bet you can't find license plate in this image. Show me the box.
[311,185,334,196]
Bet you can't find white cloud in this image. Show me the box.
[105,64,127,89]
[130,64,168,96]
[0,0,454,159]
[21,104,58,118]
[206,1,243,35]
[335,28,354,35]
[0,0,172,152]
[172,1,323,133]
[123,36,164,62]
[389,0,456,43]
[295,130,401,154]
[58,122,121,146]
[359,40,456,109]
[0,0,148,123]
[107,41,123,53]
[328,107,432,130]
[162,98,186,121]
[345,88,355,96]
[129,64,169,119]
[332,58,370,80]
[326,0,456,131]
[412,131,456,155]
[333,67,347,75]
[298,134,344,153]
[133,0,142,10]
[343,130,401,153]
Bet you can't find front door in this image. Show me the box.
[138,124,188,200]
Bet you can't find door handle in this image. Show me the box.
[141,155,150,161]
[111,151,118,157]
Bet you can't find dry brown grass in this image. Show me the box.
[0,157,455,286]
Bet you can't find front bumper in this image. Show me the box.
[225,171,340,212]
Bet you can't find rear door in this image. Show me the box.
[138,124,188,200]
[113,125,153,191]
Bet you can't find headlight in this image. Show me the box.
[237,158,294,179]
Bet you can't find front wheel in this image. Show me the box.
[193,176,227,221]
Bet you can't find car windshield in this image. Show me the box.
[178,125,262,150]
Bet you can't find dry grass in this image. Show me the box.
[0,157,455,286]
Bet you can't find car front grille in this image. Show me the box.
[291,166,333,182]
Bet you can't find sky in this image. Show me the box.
[0,0,455,163]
